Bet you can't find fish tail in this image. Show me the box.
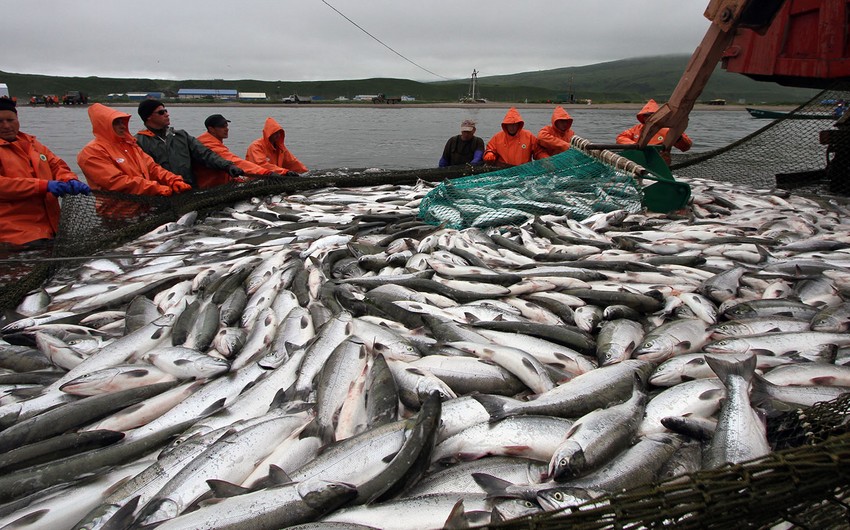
[471,472,514,498]
[705,353,757,384]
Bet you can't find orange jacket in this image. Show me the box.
[616,99,693,164]
[537,106,575,157]
[77,104,183,195]
[0,131,77,245]
[195,132,273,189]
[245,118,308,174]
[483,108,547,166]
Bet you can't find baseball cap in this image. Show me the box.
[204,114,231,128]
[460,119,476,132]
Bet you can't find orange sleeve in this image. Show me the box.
[204,138,272,175]
[537,127,570,154]
[674,132,693,152]
[278,148,308,173]
[616,124,641,144]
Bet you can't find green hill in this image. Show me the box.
[0,55,819,105]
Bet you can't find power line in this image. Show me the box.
[320,0,450,80]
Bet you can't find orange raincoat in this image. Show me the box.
[0,131,77,245]
[195,132,273,189]
[483,108,547,166]
[245,118,308,174]
[78,104,184,195]
[616,99,693,164]
[537,106,575,157]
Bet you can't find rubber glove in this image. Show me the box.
[171,180,193,193]
[46,180,72,197]
[483,151,496,163]
[285,170,300,177]
[470,150,484,166]
[438,157,449,168]
[156,185,173,196]
[227,165,245,177]
[66,179,91,195]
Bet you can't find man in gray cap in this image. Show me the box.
[135,99,244,188]
[438,118,484,167]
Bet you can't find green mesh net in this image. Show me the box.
[418,148,644,229]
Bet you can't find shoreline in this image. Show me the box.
[97,101,799,112]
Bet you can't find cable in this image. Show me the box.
[320,0,450,80]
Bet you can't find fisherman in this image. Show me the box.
[78,103,191,196]
[482,107,547,166]
[245,117,308,176]
[537,106,575,157]
[616,99,692,165]
[0,97,90,246]
[135,99,245,188]
[438,119,484,167]
[195,114,278,189]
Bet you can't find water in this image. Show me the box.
[15,105,768,176]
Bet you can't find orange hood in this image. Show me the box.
[550,106,573,129]
[637,99,659,124]
[87,103,135,144]
[500,107,525,134]
[262,117,286,147]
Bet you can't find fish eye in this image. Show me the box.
[554,492,563,501]
[524,501,534,507]
[559,458,568,466]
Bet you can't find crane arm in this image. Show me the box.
[638,0,786,150]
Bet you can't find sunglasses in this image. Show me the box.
[155,109,168,115]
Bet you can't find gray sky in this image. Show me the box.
[5,1,711,82]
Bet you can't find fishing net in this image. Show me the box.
[494,394,850,530]
[672,81,850,194]
[418,146,644,229]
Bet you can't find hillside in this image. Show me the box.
[0,55,819,105]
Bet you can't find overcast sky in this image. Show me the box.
[5,1,711,82]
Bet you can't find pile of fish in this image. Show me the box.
[1,174,850,530]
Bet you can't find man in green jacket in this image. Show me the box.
[135,99,244,188]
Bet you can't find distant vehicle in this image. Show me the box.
[372,94,402,104]
[282,94,312,104]
[62,91,88,105]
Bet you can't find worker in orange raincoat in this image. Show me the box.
[195,114,276,189]
[616,99,692,165]
[245,117,308,175]
[537,106,575,157]
[0,97,90,246]
[482,107,547,166]
[78,104,191,220]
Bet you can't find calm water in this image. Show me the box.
[16,105,769,176]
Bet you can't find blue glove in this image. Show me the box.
[438,157,449,168]
[470,150,484,166]
[227,165,245,177]
[46,180,72,197]
[66,179,91,195]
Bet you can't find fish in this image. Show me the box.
[703,354,771,468]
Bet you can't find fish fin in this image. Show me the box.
[811,376,838,385]
[198,398,227,418]
[5,509,49,526]
[382,451,400,464]
[503,445,532,456]
[443,499,470,530]
[268,464,294,485]
[206,479,251,498]
[470,394,510,421]
[471,472,514,498]
[103,496,142,529]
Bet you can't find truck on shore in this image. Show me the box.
[62,91,88,105]
[372,94,402,104]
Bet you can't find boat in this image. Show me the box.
[746,107,836,120]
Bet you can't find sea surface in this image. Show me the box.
[16,105,769,176]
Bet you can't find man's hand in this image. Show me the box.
[46,181,72,197]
